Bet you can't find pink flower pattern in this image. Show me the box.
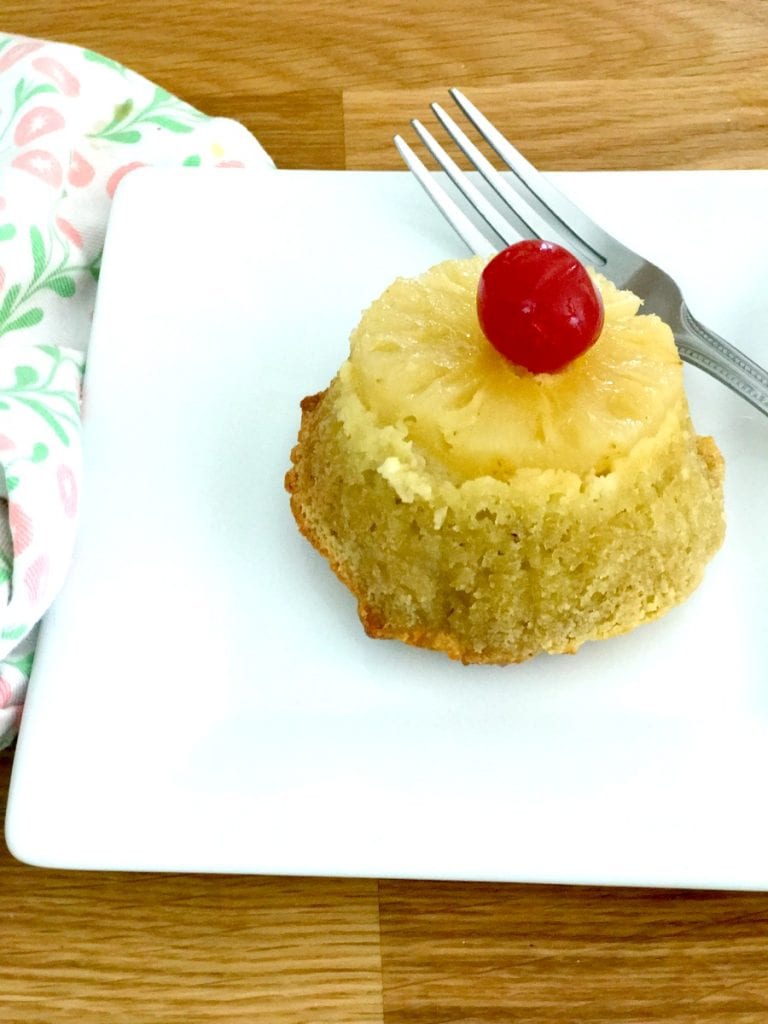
[56,216,84,248]
[11,148,64,188]
[68,150,95,188]
[106,160,146,198]
[31,55,80,97]
[13,106,65,145]
[57,462,78,517]
[24,554,49,604]
[0,39,43,73]
[8,502,33,554]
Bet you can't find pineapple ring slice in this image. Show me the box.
[348,257,685,479]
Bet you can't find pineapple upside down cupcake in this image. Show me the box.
[285,241,725,665]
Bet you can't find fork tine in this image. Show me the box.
[393,134,497,256]
[398,93,768,418]
[449,87,612,260]
[430,101,601,268]
[410,118,525,248]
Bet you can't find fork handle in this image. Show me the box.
[677,303,768,417]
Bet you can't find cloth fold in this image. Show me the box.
[0,32,273,747]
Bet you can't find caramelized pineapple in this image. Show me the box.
[349,258,683,478]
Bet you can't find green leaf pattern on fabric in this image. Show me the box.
[89,86,206,143]
[0,343,84,672]
[0,225,98,339]
[0,77,56,145]
[82,49,128,75]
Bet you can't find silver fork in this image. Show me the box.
[395,88,768,417]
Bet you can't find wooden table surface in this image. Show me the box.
[3,1,768,1020]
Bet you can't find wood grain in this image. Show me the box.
[2,0,768,1020]
[4,0,768,170]
[344,79,768,171]
[378,881,768,1023]
[5,0,768,91]
[0,752,384,1023]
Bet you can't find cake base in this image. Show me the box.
[285,381,725,666]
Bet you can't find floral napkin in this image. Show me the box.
[0,32,274,748]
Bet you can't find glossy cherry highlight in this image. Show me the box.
[476,240,604,374]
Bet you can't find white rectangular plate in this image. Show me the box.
[6,167,768,888]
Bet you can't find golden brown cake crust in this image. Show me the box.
[286,379,725,666]
[286,389,511,664]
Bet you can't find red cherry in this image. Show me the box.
[476,240,604,374]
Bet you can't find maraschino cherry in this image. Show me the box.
[476,240,604,374]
